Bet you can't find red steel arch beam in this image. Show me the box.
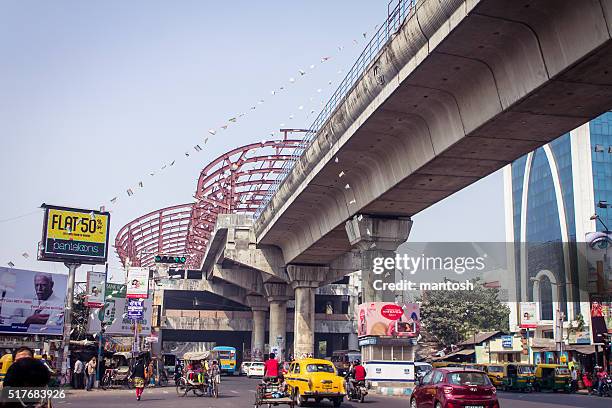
[115,139,302,269]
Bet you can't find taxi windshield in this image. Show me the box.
[306,364,335,373]
[487,366,504,373]
[518,366,534,374]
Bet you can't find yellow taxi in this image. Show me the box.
[285,358,345,407]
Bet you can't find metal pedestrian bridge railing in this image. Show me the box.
[254,0,417,218]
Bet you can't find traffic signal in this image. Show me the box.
[154,255,187,264]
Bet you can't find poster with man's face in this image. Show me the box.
[0,267,67,335]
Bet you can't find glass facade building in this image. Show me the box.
[504,112,612,336]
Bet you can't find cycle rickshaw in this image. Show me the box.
[175,351,219,398]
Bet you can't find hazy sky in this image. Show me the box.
[0,1,505,282]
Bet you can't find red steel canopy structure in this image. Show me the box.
[115,138,302,269]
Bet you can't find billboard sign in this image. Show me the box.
[88,283,152,336]
[0,267,67,335]
[590,297,611,344]
[127,299,144,320]
[356,302,420,341]
[126,268,149,299]
[519,302,538,328]
[40,204,110,264]
[85,271,106,308]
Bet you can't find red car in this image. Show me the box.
[410,368,500,408]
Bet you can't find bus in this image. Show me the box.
[212,346,237,375]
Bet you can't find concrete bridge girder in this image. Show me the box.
[254,0,612,266]
[210,264,264,295]
[155,277,248,306]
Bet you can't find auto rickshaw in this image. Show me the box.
[480,363,506,387]
[501,363,535,392]
[533,364,572,392]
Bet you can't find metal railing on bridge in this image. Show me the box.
[255,0,416,218]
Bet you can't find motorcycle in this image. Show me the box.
[345,378,368,403]
[597,377,612,397]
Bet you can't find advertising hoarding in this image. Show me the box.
[88,283,152,336]
[0,267,67,335]
[39,204,110,264]
[126,268,149,299]
[519,302,538,328]
[590,297,611,344]
[85,271,106,308]
[356,302,420,340]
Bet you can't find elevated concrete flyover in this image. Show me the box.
[254,0,612,265]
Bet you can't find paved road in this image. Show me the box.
[56,377,611,408]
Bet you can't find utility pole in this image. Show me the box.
[96,263,108,384]
[61,262,80,378]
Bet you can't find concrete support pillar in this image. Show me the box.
[269,300,287,357]
[264,282,292,361]
[247,295,268,361]
[287,265,327,358]
[293,285,315,358]
[345,215,412,303]
[348,332,359,350]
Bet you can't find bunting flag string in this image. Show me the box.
[5,20,392,269]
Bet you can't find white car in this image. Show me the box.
[240,362,254,376]
[247,362,265,377]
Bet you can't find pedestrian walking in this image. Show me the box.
[85,357,97,391]
[73,358,84,389]
[570,366,578,392]
[130,355,147,401]
[147,360,155,387]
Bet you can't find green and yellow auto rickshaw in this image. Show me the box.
[534,364,572,392]
[502,363,535,392]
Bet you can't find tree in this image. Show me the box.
[71,292,90,340]
[418,279,510,347]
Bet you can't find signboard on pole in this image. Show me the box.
[501,335,513,348]
[126,268,149,299]
[127,299,144,320]
[88,283,152,336]
[39,204,110,265]
[85,271,106,308]
[0,267,67,335]
[519,302,538,328]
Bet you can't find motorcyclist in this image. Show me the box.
[596,366,609,396]
[352,360,367,386]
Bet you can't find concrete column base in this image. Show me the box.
[247,295,269,361]
[287,265,327,358]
